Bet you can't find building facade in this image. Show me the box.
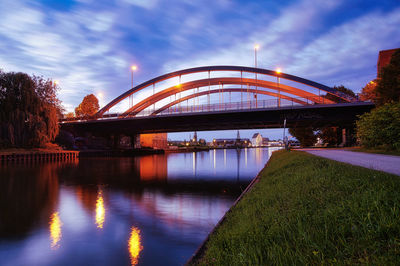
[377,48,399,76]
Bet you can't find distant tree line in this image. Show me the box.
[0,70,63,148]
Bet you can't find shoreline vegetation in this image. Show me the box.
[349,147,400,156]
[190,150,400,265]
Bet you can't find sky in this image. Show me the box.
[0,0,399,141]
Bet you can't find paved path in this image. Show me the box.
[301,149,400,176]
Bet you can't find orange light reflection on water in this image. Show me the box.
[96,190,105,229]
[128,227,143,265]
[49,212,62,250]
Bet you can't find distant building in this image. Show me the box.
[251,133,263,147]
[267,140,283,147]
[262,137,270,146]
[377,48,399,76]
[213,138,236,147]
[140,133,168,149]
[212,138,251,147]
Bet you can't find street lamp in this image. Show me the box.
[131,65,137,88]
[254,44,260,107]
[254,44,260,68]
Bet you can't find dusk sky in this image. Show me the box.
[1,0,399,141]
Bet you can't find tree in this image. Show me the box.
[75,94,99,118]
[65,112,75,119]
[325,85,357,103]
[360,80,378,102]
[288,127,317,147]
[317,127,340,146]
[356,102,400,150]
[376,49,400,105]
[0,70,62,148]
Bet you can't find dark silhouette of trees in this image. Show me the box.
[75,94,99,118]
[288,127,317,147]
[317,127,340,146]
[0,70,62,148]
[325,85,357,103]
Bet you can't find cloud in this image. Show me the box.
[0,0,130,111]
[161,1,400,92]
[120,0,159,9]
[0,0,399,115]
[288,8,400,84]
[162,0,344,71]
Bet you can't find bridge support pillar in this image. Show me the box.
[341,128,346,147]
[110,134,121,150]
[131,134,141,149]
[339,128,354,147]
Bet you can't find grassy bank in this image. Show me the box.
[193,150,400,265]
[349,147,400,156]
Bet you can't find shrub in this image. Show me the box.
[356,102,400,150]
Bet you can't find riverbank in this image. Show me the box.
[190,150,400,265]
[0,148,164,162]
[0,148,79,162]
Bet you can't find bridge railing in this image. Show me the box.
[61,95,362,122]
[135,95,354,117]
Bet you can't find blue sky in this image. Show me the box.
[1,0,399,141]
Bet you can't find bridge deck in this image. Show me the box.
[61,102,375,135]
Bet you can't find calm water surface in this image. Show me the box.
[0,147,279,265]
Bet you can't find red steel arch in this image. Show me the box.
[97,66,353,117]
[151,88,309,115]
[121,77,335,117]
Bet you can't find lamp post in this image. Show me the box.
[131,65,137,88]
[130,65,137,108]
[254,44,259,68]
[276,68,281,107]
[254,44,260,107]
[97,92,104,108]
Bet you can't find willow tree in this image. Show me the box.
[0,70,62,148]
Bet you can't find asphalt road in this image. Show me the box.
[301,149,400,176]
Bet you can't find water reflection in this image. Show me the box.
[128,227,143,265]
[0,162,64,238]
[245,147,248,167]
[0,148,279,265]
[96,189,105,229]
[49,212,62,249]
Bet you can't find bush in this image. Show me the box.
[356,102,400,150]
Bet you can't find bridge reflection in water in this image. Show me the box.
[0,147,279,265]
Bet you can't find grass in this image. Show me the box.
[193,150,400,265]
[349,147,400,156]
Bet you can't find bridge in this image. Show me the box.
[61,66,374,145]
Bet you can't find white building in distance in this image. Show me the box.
[251,133,263,147]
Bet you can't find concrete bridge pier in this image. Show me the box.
[339,127,355,147]
[109,134,121,150]
[131,134,141,149]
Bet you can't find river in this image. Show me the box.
[0,147,279,265]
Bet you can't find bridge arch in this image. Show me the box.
[151,88,309,115]
[97,65,355,117]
